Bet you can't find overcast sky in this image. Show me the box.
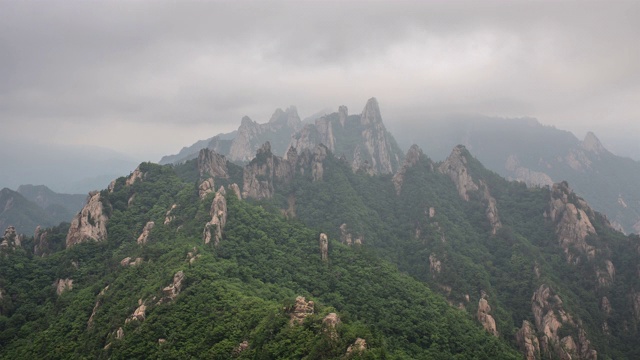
[1,0,639,162]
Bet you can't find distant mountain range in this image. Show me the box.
[161,105,640,235]
[0,185,84,235]
[2,97,639,358]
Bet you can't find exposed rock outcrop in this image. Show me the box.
[359,98,401,174]
[289,98,403,176]
[125,299,147,324]
[137,221,155,245]
[438,145,479,201]
[198,178,215,200]
[346,338,367,355]
[233,341,249,356]
[289,296,314,325]
[87,285,109,328]
[545,182,597,263]
[125,166,144,186]
[393,144,425,195]
[164,204,177,225]
[161,271,185,303]
[203,187,227,246]
[197,148,229,179]
[66,191,108,248]
[120,257,143,267]
[229,116,263,162]
[477,294,498,337]
[516,320,541,360]
[530,284,597,360]
[1,226,21,250]
[229,183,242,200]
[186,247,201,265]
[429,254,442,275]
[242,142,294,199]
[439,146,502,234]
[33,226,48,256]
[319,233,328,262]
[323,313,341,340]
[55,278,73,295]
[339,223,363,246]
[505,154,554,188]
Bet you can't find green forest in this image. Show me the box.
[1,144,639,359]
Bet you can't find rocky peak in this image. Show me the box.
[338,105,348,127]
[203,186,227,246]
[339,223,363,246]
[477,293,498,337]
[581,131,606,154]
[516,320,541,360]
[530,284,597,360]
[319,233,328,262]
[137,221,155,245]
[504,154,553,188]
[1,226,21,250]
[161,271,185,303]
[393,144,425,195]
[198,178,215,200]
[55,278,73,296]
[346,338,367,355]
[66,191,108,248]
[229,183,242,200]
[197,148,229,179]
[360,97,382,126]
[322,313,341,340]
[33,226,48,256]
[269,106,301,128]
[229,116,262,162]
[289,296,314,325]
[242,142,294,200]
[439,146,502,234]
[546,181,598,263]
[438,145,479,201]
[125,166,144,186]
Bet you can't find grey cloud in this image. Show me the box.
[0,0,638,162]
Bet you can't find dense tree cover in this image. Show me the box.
[0,160,520,359]
[273,147,640,358]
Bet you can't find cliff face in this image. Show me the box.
[228,107,302,162]
[393,144,427,195]
[242,142,294,200]
[545,181,598,263]
[203,186,227,246]
[197,148,229,179]
[1,226,21,250]
[438,146,502,234]
[66,191,108,248]
[526,284,597,360]
[289,98,404,175]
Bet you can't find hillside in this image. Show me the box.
[0,188,59,235]
[0,161,520,359]
[392,115,640,234]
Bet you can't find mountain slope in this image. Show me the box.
[0,161,520,359]
[395,115,640,234]
[17,184,85,225]
[0,188,60,235]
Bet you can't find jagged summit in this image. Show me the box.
[360,97,382,125]
[581,131,607,154]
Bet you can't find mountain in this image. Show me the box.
[1,141,139,194]
[394,115,640,234]
[158,105,303,165]
[1,99,640,358]
[159,98,405,175]
[0,159,521,359]
[0,188,59,235]
[17,184,85,224]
